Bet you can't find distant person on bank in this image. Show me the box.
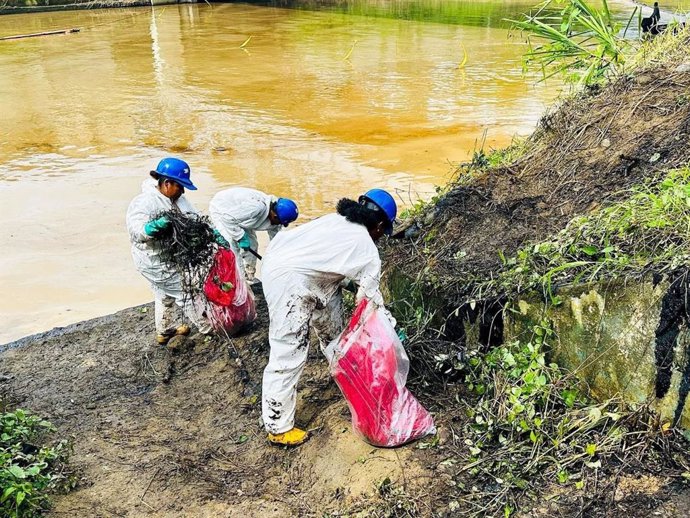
[209,187,299,283]
[126,158,212,344]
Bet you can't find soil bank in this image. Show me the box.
[0,291,437,516]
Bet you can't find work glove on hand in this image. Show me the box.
[144,216,170,237]
[213,229,231,249]
[237,232,252,251]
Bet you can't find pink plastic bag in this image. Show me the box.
[203,248,256,335]
[325,298,436,447]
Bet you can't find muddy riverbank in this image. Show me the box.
[0,291,438,516]
[2,290,690,516]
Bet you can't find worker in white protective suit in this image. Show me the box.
[209,187,299,283]
[261,189,398,446]
[126,157,212,344]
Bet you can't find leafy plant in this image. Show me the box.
[510,0,635,87]
[0,409,74,517]
[398,184,448,221]
[456,320,690,516]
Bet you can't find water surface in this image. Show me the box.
[0,1,618,342]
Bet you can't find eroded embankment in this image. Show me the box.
[389,59,690,307]
[0,292,435,516]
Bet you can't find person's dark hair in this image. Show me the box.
[336,198,386,231]
[149,171,171,188]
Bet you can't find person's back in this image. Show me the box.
[259,190,398,446]
[209,187,274,239]
[264,212,379,284]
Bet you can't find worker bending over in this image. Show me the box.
[260,189,398,446]
[126,158,211,344]
[209,187,298,282]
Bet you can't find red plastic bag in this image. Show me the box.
[203,248,256,335]
[325,298,436,447]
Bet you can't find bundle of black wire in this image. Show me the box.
[154,210,217,296]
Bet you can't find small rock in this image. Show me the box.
[438,426,452,446]
[674,63,690,73]
[601,138,611,148]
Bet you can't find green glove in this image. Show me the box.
[238,232,252,250]
[213,229,230,249]
[144,216,170,237]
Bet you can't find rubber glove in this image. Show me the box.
[213,229,230,249]
[238,232,252,250]
[144,216,170,237]
[396,328,407,344]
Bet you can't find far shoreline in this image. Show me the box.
[0,0,200,17]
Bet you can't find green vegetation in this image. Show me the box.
[1,409,74,518]
[456,320,690,516]
[483,167,690,301]
[510,0,633,87]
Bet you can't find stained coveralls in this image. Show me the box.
[126,179,211,335]
[261,213,395,434]
[209,187,281,281]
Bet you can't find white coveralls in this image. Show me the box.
[261,213,395,434]
[126,179,211,335]
[209,187,281,281]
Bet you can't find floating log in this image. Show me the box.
[0,28,80,42]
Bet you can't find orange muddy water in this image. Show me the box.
[0,2,565,344]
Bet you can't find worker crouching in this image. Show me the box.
[260,189,398,446]
[126,158,212,344]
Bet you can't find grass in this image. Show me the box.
[510,0,634,88]
[630,21,690,71]
[476,167,690,301]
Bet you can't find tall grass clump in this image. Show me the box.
[510,0,635,88]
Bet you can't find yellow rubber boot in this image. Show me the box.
[175,324,191,336]
[267,427,309,446]
[156,324,191,345]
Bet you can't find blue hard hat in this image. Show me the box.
[274,198,299,226]
[153,157,197,191]
[359,188,397,235]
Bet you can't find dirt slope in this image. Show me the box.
[391,60,690,303]
[0,293,434,517]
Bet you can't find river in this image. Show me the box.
[0,0,683,344]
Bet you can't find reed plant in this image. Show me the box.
[510,0,635,88]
